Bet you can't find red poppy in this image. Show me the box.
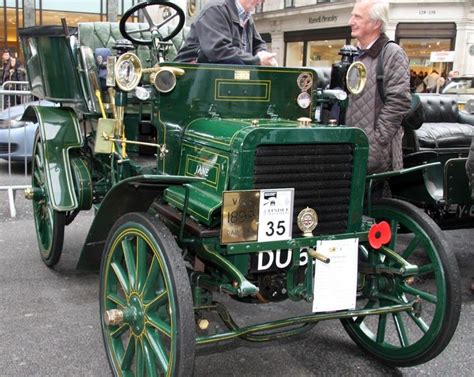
[368,221,391,249]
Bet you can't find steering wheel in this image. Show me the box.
[119,0,185,46]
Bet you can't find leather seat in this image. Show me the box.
[408,95,474,150]
[416,122,473,148]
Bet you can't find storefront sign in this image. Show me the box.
[430,51,455,62]
[418,9,436,16]
[309,15,337,24]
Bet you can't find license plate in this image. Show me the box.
[250,248,310,272]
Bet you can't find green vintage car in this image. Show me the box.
[19,1,461,375]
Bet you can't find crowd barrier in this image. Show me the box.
[0,82,34,217]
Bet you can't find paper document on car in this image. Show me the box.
[312,238,358,312]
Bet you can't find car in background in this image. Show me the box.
[0,101,54,162]
[441,75,474,113]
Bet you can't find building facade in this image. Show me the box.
[0,0,135,56]
[254,0,474,75]
[2,0,473,76]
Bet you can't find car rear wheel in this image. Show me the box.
[342,198,461,366]
[32,132,65,267]
[100,212,195,376]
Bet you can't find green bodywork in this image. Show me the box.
[166,121,368,228]
[20,41,372,273]
[390,152,474,225]
[154,63,316,175]
[22,105,83,211]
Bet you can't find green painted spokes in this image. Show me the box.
[31,133,64,266]
[342,199,461,367]
[104,232,173,376]
[101,214,195,376]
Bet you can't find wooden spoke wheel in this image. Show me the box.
[342,198,461,367]
[100,213,195,376]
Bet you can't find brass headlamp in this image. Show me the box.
[114,52,142,91]
[346,61,367,95]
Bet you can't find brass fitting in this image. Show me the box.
[308,248,330,264]
[24,187,44,201]
[297,117,312,128]
[197,319,209,330]
[104,309,124,326]
[24,187,34,200]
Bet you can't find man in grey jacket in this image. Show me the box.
[346,0,411,174]
[175,0,277,66]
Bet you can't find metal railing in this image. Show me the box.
[1,81,32,110]
[0,82,34,217]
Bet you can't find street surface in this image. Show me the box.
[0,160,473,376]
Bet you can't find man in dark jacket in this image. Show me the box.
[346,0,411,174]
[1,49,12,84]
[175,0,277,66]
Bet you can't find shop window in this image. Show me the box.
[0,6,24,55]
[306,39,346,67]
[284,26,352,67]
[40,10,101,26]
[285,41,303,67]
[399,38,452,75]
[41,0,101,13]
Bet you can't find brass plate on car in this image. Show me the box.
[94,118,115,154]
[221,190,260,244]
[234,70,250,80]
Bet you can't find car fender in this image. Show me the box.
[22,105,83,211]
[77,174,204,270]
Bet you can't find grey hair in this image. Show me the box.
[359,0,389,33]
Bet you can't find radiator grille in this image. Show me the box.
[253,144,354,235]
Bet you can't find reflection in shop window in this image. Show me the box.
[286,42,303,67]
[7,8,23,42]
[39,10,101,26]
[399,38,452,75]
[40,0,101,13]
[0,8,24,55]
[306,39,346,68]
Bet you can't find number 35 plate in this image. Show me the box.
[221,189,294,244]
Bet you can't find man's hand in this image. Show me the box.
[257,51,278,67]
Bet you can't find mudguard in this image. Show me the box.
[77,175,203,270]
[444,157,471,204]
[22,106,83,211]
